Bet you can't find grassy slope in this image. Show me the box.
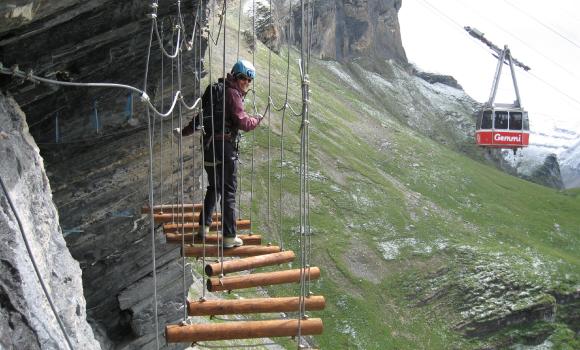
[198,7,580,349]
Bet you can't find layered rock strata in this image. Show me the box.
[0,0,206,348]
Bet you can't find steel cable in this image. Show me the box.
[142,18,162,350]
[0,175,76,350]
[248,0,258,236]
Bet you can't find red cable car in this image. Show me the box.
[476,104,530,148]
[467,28,531,151]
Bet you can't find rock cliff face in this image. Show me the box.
[0,92,100,349]
[0,0,202,135]
[291,0,407,63]
[527,153,565,189]
[560,139,580,188]
[1,1,204,349]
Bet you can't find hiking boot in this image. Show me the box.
[196,226,210,238]
[223,236,244,248]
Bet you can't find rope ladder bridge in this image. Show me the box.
[0,0,324,348]
[146,0,326,348]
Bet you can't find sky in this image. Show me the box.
[399,0,580,150]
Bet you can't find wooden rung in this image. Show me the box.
[164,220,251,233]
[183,245,281,258]
[187,296,325,316]
[165,318,323,343]
[153,212,220,223]
[205,250,295,276]
[207,267,321,292]
[141,203,202,214]
[166,233,261,245]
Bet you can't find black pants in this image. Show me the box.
[199,139,237,238]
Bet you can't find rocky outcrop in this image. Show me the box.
[0,92,100,349]
[559,139,580,189]
[526,153,564,189]
[291,0,407,63]
[0,1,205,348]
[457,295,556,337]
[415,71,463,90]
[252,1,282,53]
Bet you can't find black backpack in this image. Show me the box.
[199,80,231,135]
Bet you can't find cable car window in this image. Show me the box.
[509,112,523,130]
[494,111,509,129]
[523,112,529,130]
[481,110,493,129]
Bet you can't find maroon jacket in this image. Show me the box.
[182,73,260,136]
[224,73,260,132]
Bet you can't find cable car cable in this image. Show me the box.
[417,0,580,117]
[451,0,580,80]
[503,0,580,51]
[526,70,580,108]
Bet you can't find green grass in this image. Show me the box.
[189,5,580,349]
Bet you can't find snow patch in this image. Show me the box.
[413,75,466,99]
[377,237,447,260]
[363,70,394,92]
[319,61,364,93]
[378,241,401,260]
[510,339,553,350]
[4,3,33,21]
[243,0,269,15]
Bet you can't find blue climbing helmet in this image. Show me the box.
[231,59,256,80]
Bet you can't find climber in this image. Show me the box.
[174,59,263,248]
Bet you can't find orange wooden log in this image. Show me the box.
[142,203,202,214]
[154,212,220,223]
[205,251,296,276]
[164,220,251,233]
[207,267,321,292]
[187,296,325,316]
[165,233,262,245]
[165,318,323,343]
[183,245,281,258]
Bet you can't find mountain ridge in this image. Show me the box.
[0,0,578,349]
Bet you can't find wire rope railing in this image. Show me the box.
[1,0,318,347]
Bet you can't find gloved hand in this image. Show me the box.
[173,128,182,139]
[255,114,264,124]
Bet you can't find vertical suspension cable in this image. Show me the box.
[198,1,208,300]
[144,17,161,349]
[176,38,188,322]
[219,0,228,275]
[190,0,200,265]
[278,0,294,254]
[305,0,313,297]
[159,20,165,209]
[237,0,243,59]
[297,0,310,345]
[267,0,273,237]
[170,22,177,223]
[248,0,257,235]
[237,0,244,224]
[205,0,223,277]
